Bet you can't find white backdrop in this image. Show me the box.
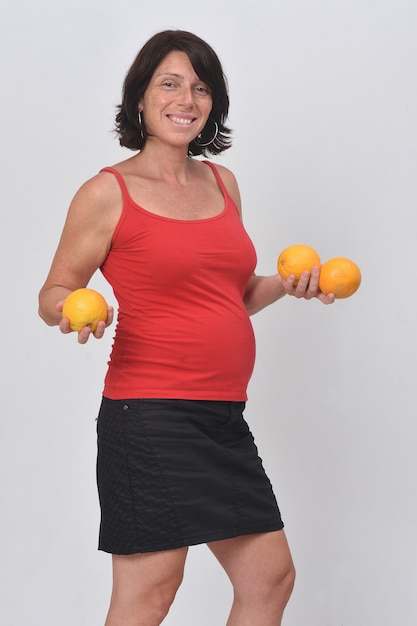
[1,1,416,624]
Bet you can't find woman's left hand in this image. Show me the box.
[283,266,335,305]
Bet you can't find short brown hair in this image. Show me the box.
[114,30,232,156]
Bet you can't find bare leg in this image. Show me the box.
[208,530,295,626]
[104,547,188,626]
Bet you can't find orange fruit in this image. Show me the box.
[319,257,361,299]
[62,288,108,332]
[277,244,321,284]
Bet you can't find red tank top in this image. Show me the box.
[100,161,257,401]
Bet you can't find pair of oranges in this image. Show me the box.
[277,244,361,299]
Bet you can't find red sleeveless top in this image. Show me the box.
[100,161,257,401]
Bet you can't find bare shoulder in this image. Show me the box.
[203,161,242,213]
[71,169,121,211]
[206,162,238,185]
[64,169,123,233]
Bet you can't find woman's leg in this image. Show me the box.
[104,546,188,626]
[207,530,295,626]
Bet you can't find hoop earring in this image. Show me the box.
[138,111,145,139]
[195,118,219,147]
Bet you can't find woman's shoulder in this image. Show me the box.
[65,168,125,228]
[202,160,242,212]
[202,160,236,181]
[75,167,123,203]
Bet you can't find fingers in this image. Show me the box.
[306,266,320,294]
[59,316,72,334]
[92,319,107,340]
[295,267,319,299]
[105,306,114,327]
[59,317,92,343]
[317,291,336,305]
[284,266,334,304]
[284,267,317,299]
[77,326,93,344]
[59,306,114,343]
[91,306,115,339]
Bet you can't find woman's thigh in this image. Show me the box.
[111,547,189,601]
[207,530,295,599]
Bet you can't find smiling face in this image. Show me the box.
[138,50,213,150]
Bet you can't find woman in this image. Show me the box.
[38,30,334,626]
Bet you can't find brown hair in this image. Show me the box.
[114,30,232,156]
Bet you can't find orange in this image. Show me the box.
[62,288,108,332]
[277,244,321,284]
[319,257,361,299]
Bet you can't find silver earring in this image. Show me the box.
[195,118,219,147]
[138,111,144,139]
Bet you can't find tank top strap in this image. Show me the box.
[100,167,130,202]
[203,160,229,195]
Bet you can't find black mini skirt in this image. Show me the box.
[96,397,284,554]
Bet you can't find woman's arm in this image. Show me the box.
[244,268,335,316]
[38,171,121,341]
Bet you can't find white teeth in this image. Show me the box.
[170,116,193,125]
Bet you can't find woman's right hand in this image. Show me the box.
[57,301,114,344]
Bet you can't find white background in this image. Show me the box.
[1,0,416,624]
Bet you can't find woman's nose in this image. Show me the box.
[177,85,194,107]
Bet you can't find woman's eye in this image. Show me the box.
[195,85,210,95]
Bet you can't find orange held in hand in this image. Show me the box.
[277,244,321,285]
[62,288,108,332]
[319,257,361,299]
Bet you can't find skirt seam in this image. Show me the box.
[139,412,185,547]
[121,408,141,549]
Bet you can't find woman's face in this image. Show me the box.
[139,50,213,148]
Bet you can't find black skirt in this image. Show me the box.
[96,397,283,554]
